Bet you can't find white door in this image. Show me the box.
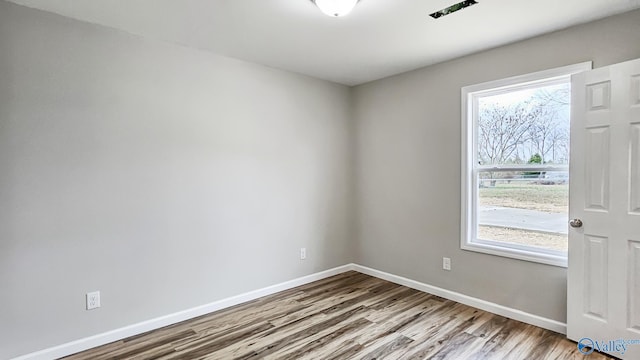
[568,58,640,359]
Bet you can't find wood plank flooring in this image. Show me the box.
[62,271,614,360]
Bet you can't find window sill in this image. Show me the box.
[461,240,568,267]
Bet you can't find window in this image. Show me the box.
[461,63,591,267]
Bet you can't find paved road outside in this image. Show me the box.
[479,206,568,234]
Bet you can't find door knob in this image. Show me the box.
[569,219,583,228]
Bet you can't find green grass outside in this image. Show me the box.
[479,182,568,213]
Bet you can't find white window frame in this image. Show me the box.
[461,62,592,267]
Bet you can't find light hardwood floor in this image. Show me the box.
[62,271,614,359]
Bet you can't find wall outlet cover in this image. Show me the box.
[443,257,451,271]
[86,291,101,310]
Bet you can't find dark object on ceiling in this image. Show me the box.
[430,0,479,19]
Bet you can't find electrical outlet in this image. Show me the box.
[86,291,101,310]
[443,257,451,271]
[300,247,307,260]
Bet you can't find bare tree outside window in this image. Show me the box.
[477,83,570,168]
[477,103,537,165]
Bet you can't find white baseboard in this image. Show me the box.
[351,264,567,335]
[12,264,355,360]
[14,263,566,359]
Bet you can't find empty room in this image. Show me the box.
[2,0,640,359]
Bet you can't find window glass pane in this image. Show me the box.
[477,83,570,166]
[477,171,568,252]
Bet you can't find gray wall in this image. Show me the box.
[352,9,640,324]
[0,2,353,358]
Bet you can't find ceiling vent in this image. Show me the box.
[430,0,478,19]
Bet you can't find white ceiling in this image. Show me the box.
[8,0,640,85]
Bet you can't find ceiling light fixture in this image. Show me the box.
[312,0,360,17]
